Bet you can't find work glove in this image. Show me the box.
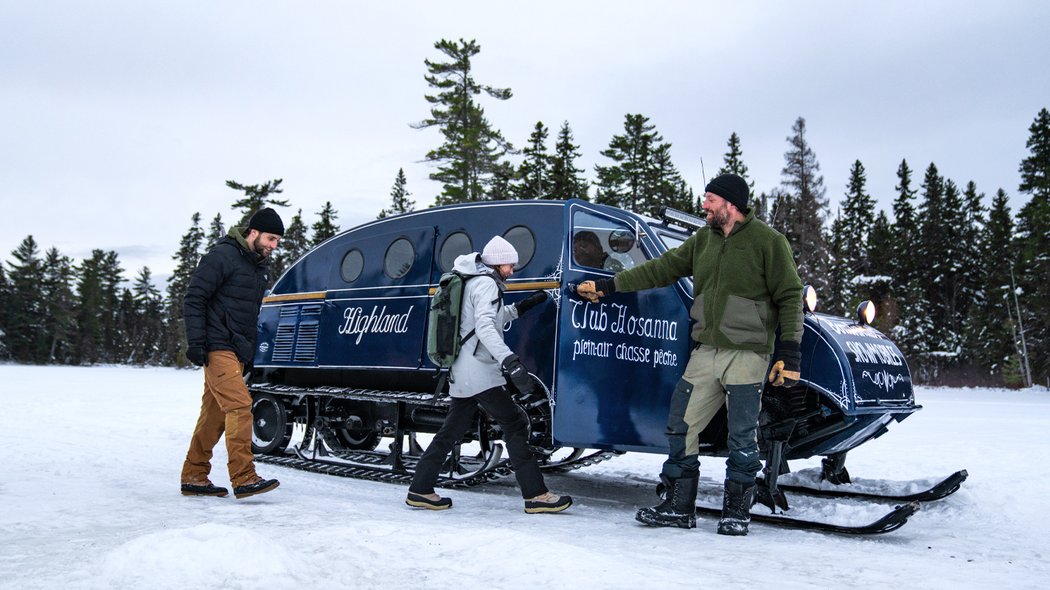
[576,278,616,303]
[186,345,207,367]
[515,291,549,316]
[767,340,801,387]
[501,354,535,397]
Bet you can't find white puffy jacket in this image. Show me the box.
[448,253,520,398]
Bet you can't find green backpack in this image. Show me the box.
[426,271,485,368]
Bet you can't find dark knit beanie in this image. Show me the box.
[705,174,750,214]
[248,207,285,236]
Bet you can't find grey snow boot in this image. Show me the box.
[635,475,698,529]
[717,479,757,536]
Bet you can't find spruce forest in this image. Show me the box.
[1,39,1047,387]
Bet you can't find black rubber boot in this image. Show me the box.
[233,477,280,499]
[181,481,229,497]
[635,475,698,529]
[717,479,756,536]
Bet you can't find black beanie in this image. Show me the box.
[705,174,750,214]
[248,207,285,236]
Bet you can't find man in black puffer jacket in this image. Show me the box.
[180,207,284,500]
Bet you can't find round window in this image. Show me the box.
[439,231,473,272]
[502,225,535,270]
[384,238,415,279]
[340,249,364,283]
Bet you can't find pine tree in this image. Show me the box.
[413,38,515,204]
[594,114,689,217]
[840,160,875,276]
[311,201,340,245]
[1015,107,1050,384]
[75,250,123,364]
[128,267,164,364]
[378,168,416,219]
[487,161,517,201]
[549,121,588,200]
[515,121,551,200]
[271,209,309,288]
[0,264,9,358]
[207,213,225,247]
[969,189,1017,376]
[227,179,290,227]
[650,143,694,214]
[867,210,896,333]
[165,213,204,366]
[776,116,830,293]
[825,211,850,317]
[5,236,47,362]
[716,132,755,200]
[40,247,77,363]
[958,181,987,363]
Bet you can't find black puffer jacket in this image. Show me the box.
[184,228,271,364]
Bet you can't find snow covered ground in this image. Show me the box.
[1,365,1047,589]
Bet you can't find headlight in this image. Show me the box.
[803,285,818,313]
[856,300,876,325]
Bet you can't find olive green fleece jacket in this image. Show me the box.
[612,211,803,353]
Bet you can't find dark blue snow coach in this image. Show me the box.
[248,199,966,533]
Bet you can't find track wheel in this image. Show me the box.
[251,392,292,454]
[335,424,380,451]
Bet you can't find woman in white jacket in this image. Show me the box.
[406,236,572,514]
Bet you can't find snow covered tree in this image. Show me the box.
[967,189,1017,377]
[414,38,515,204]
[311,201,340,245]
[866,210,896,334]
[514,121,551,200]
[1014,107,1050,384]
[549,121,588,201]
[775,116,830,294]
[165,213,204,366]
[227,179,290,228]
[840,160,876,276]
[379,168,416,218]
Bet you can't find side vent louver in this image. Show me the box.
[271,302,323,364]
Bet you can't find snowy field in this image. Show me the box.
[1,365,1048,590]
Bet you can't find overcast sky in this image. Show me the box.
[2,1,1048,283]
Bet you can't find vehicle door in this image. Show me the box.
[554,202,692,452]
[317,224,436,368]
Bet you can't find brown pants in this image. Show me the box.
[180,350,257,487]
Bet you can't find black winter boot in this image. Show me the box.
[635,475,698,529]
[717,479,756,536]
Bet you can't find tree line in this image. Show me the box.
[1,38,1047,387]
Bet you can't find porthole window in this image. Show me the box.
[502,225,535,270]
[340,249,364,283]
[438,231,473,272]
[383,237,415,279]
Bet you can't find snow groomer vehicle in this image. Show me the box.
[249,199,966,533]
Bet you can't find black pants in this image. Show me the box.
[409,385,547,499]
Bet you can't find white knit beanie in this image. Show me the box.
[481,235,519,266]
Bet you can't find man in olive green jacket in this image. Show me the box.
[578,173,803,535]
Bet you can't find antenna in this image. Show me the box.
[699,157,707,187]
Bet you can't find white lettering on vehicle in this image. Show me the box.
[337,305,413,345]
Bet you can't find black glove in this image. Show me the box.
[515,291,549,316]
[768,340,801,387]
[186,345,207,367]
[501,354,535,396]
